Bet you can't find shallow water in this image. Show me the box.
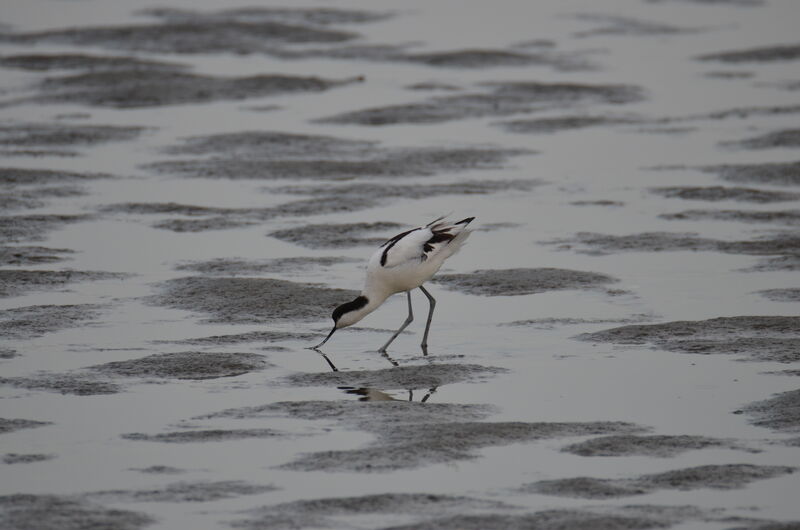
[1,0,799,529]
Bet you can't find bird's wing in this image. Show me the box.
[379,227,431,268]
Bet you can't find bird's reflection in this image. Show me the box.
[311,350,437,402]
[339,386,438,402]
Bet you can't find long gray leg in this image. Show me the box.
[378,291,413,353]
[419,285,436,355]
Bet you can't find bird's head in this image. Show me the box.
[332,295,369,329]
[311,295,369,349]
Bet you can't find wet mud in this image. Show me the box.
[0,7,376,53]
[284,363,507,390]
[7,71,357,109]
[146,130,529,180]
[561,434,755,457]
[577,316,800,362]
[317,81,644,126]
[0,373,121,396]
[572,13,703,38]
[0,247,74,266]
[0,270,126,298]
[148,276,359,323]
[741,388,800,433]
[432,268,619,296]
[90,351,271,380]
[231,493,509,530]
[176,256,357,276]
[0,214,94,243]
[659,209,800,226]
[650,186,800,203]
[0,418,51,435]
[122,428,288,443]
[498,114,639,134]
[0,53,187,72]
[160,330,317,346]
[548,231,800,270]
[268,221,403,248]
[721,129,800,150]
[700,160,800,187]
[0,304,103,340]
[0,123,148,156]
[0,494,153,530]
[757,288,800,302]
[525,464,794,499]
[697,43,800,63]
[86,481,275,503]
[282,419,643,473]
[2,453,55,465]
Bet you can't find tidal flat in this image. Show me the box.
[1,1,799,529]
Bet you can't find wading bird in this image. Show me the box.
[312,216,474,354]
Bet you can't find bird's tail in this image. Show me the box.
[432,216,474,258]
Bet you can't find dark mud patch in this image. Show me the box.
[502,316,652,328]
[0,373,121,396]
[122,428,287,443]
[6,71,358,108]
[547,231,800,269]
[148,276,358,323]
[757,288,800,302]
[698,43,800,63]
[317,81,644,126]
[3,453,55,465]
[90,351,270,380]
[700,160,800,187]
[561,434,755,457]
[147,130,529,180]
[0,270,127,298]
[231,493,509,530]
[432,268,619,296]
[176,256,357,276]
[284,363,507,390]
[0,304,103,340]
[0,418,51,435]
[0,53,186,72]
[0,167,110,186]
[203,400,644,472]
[0,494,153,530]
[659,209,800,226]
[131,465,185,474]
[570,200,626,207]
[741,388,800,433]
[572,13,704,37]
[650,186,800,203]
[525,464,794,499]
[274,179,542,201]
[103,199,380,233]
[269,221,403,249]
[283,45,594,72]
[0,123,148,151]
[497,114,640,134]
[576,316,800,362]
[0,348,16,359]
[0,186,86,211]
[375,509,680,530]
[160,330,317,346]
[283,420,644,472]
[721,129,800,150]
[0,8,368,54]
[0,246,74,266]
[87,481,275,503]
[0,214,94,243]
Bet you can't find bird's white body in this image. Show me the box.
[313,216,474,352]
[338,217,473,328]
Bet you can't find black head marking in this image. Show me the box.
[332,295,368,323]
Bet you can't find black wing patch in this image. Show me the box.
[380,227,420,266]
[422,229,455,255]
